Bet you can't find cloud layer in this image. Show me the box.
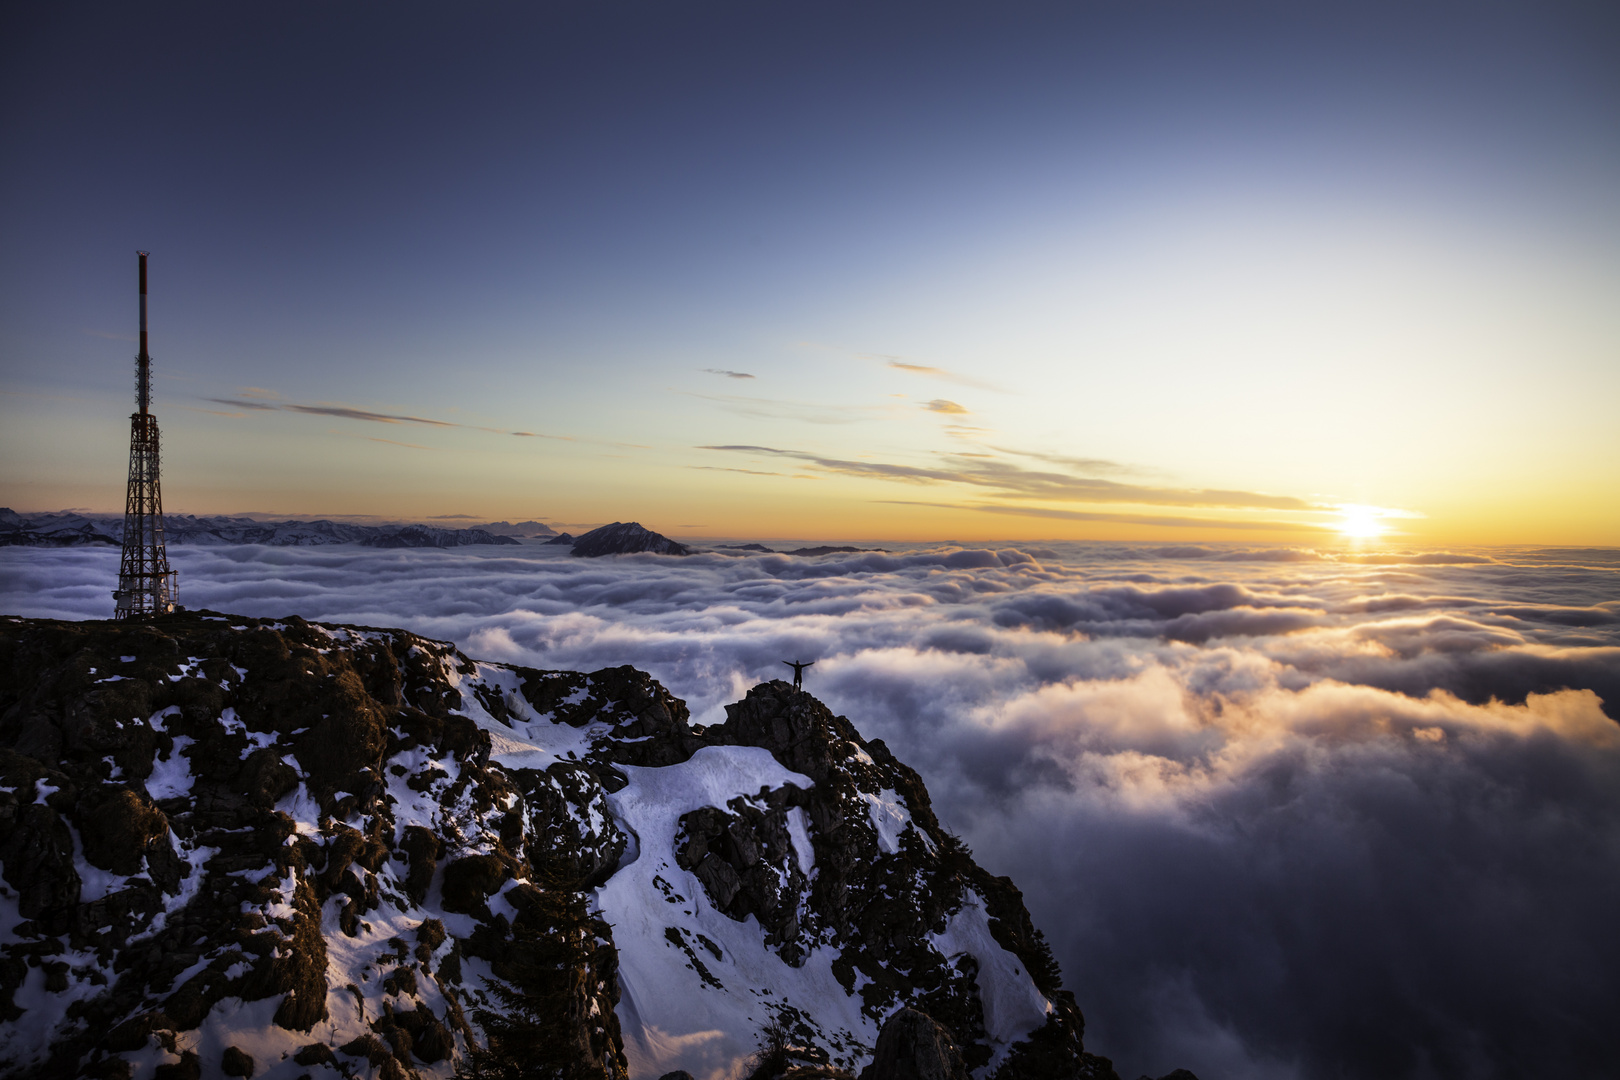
[3,541,1617,1078]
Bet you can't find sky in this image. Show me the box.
[4,539,1617,1078]
[2,1,1618,544]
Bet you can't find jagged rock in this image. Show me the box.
[441,853,511,914]
[0,613,1105,1080]
[220,1045,255,1076]
[544,532,576,545]
[294,1043,335,1065]
[74,784,169,875]
[153,1051,200,1080]
[858,1008,969,1080]
[569,521,689,557]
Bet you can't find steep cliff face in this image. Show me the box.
[0,613,1117,1080]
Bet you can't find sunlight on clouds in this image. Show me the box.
[3,540,1617,1076]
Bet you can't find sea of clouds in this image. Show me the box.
[4,540,1618,1079]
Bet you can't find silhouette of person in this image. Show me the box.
[783,659,815,690]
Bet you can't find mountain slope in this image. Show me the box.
[0,613,1116,1080]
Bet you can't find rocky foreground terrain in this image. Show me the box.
[0,612,1134,1080]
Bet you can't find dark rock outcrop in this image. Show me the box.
[0,612,627,1080]
[544,532,576,545]
[220,1045,254,1076]
[569,521,689,557]
[858,1008,969,1080]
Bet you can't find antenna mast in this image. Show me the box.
[113,250,177,618]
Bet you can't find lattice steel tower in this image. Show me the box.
[113,251,177,618]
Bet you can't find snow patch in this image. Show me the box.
[863,788,911,855]
[928,890,1052,1072]
[147,736,195,800]
[598,747,878,1079]
[785,806,815,876]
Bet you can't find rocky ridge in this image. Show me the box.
[568,523,689,558]
[0,511,520,549]
[0,612,1119,1080]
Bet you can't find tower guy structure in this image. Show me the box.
[113,251,177,619]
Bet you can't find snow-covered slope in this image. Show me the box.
[0,613,1114,1080]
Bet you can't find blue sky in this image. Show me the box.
[3,1,1617,542]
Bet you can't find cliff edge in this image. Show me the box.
[0,612,1118,1080]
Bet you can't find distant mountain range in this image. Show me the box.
[0,509,533,549]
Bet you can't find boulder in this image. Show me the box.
[859,1008,970,1080]
[221,1045,255,1076]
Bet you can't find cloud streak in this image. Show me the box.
[700,444,1322,513]
[201,394,575,442]
[875,357,1003,392]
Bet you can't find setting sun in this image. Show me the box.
[1336,505,1390,538]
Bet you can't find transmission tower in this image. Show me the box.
[113,251,177,619]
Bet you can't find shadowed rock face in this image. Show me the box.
[0,612,1121,1080]
[569,522,689,557]
[859,1008,969,1080]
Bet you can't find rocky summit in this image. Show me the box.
[568,523,689,558]
[0,612,1123,1080]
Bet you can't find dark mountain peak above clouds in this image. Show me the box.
[0,611,1133,1080]
[569,521,690,557]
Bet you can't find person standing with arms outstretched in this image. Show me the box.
[783,660,814,690]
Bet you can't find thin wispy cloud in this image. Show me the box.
[922,399,970,415]
[991,446,1139,477]
[288,404,455,426]
[690,465,791,477]
[364,435,434,449]
[875,357,1003,392]
[699,444,1323,512]
[963,503,1311,531]
[685,393,892,425]
[703,368,756,380]
[201,393,578,443]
